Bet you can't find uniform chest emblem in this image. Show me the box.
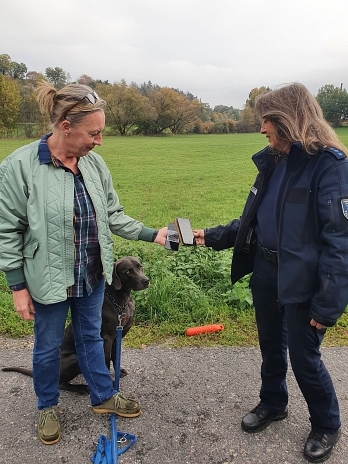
[341,199,348,219]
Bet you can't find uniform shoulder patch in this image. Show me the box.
[341,199,348,220]
[326,147,347,159]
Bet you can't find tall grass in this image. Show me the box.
[1,130,348,346]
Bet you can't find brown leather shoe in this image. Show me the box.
[38,406,61,445]
[93,393,141,418]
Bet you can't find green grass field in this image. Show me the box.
[1,130,348,347]
[0,133,264,226]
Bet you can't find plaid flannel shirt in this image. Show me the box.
[39,133,102,297]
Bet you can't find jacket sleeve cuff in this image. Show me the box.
[138,226,156,242]
[204,228,215,247]
[310,308,336,328]
[204,220,240,250]
[9,282,27,291]
[5,268,26,286]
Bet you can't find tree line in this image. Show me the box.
[0,53,347,138]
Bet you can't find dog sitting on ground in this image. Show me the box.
[2,256,149,394]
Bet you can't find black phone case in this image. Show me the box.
[165,222,180,251]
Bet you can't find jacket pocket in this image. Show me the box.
[23,240,39,258]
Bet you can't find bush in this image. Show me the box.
[113,240,253,327]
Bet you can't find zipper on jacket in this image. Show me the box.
[276,171,292,302]
[320,272,331,303]
[237,173,266,247]
[243,227,254,252]
[327,198,335,230]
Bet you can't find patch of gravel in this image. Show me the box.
[0,334,34,349]
[1,337,348,463]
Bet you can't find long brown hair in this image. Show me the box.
[255,83,348,155]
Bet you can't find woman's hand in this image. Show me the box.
[154,227,168,246]
[12,289,35,321]
[310,318,326,330]
[193,229,205,246]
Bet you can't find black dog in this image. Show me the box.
[2,256,149,394]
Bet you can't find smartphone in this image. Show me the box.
[165,222,180,251]
[174,218,196,246]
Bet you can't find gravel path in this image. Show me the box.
[1,336,347,464]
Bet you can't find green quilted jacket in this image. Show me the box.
[0,140,155,304]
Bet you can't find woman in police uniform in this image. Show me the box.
[194,83,348,463]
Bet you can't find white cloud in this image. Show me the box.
[2,0,348,108]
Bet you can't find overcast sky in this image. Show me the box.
[2,0,347,109]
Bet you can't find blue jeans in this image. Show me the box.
[250,252,340,433]
[32,278,114,409]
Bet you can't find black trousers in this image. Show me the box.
[250,252,340,433]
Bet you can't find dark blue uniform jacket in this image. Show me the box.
[205,143,348,327]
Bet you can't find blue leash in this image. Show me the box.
[91,326,137,464]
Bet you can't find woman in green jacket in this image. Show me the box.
[0,81,168,445]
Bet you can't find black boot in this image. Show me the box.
[241,403,288,433]
[303,427,340,462]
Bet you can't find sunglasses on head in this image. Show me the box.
[63,91,101,119]
[82,91,100,104]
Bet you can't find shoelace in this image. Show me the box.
[308,431,325,444]
[113,393,136,410]
[253,406,267,418]
[40,408,58,427]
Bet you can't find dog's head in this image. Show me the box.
[111,256,149,291]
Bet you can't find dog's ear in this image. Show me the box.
[112,262,122,290]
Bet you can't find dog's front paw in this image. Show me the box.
[120,368,129,378]
[61,382,90,395]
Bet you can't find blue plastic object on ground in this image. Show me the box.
[91,326,137,463]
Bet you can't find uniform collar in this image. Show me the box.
[252,142,309,171]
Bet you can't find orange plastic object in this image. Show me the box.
[185,324,224,336]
